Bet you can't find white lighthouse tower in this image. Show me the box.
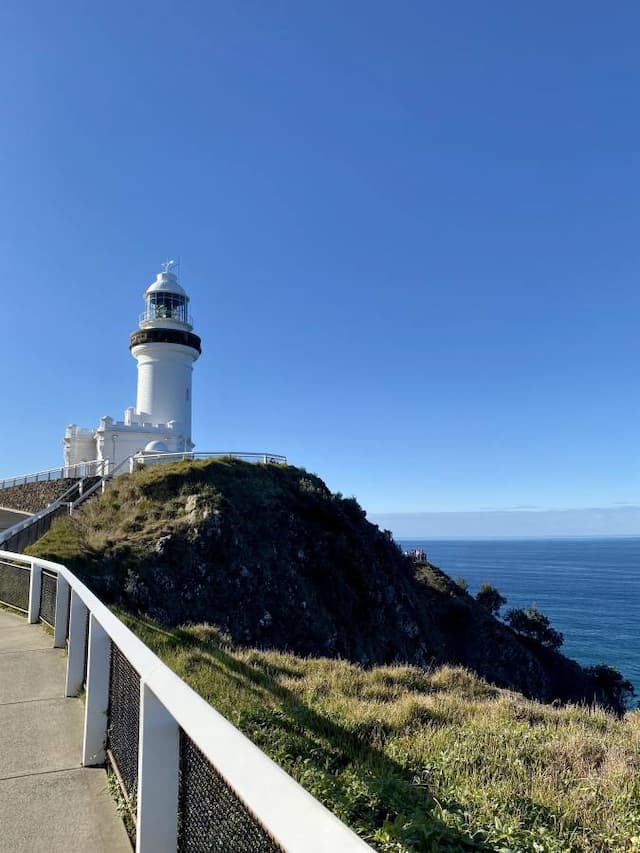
[64,261,202,471]
[130,261,201,446]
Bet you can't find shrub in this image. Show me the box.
[505,605,564,650]
[475,582,507,616]
[586,664,637,709]
[455,576,468,592]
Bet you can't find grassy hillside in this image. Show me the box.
[119,612,640,852]
[27,458,629,709]
[25,459,640,849]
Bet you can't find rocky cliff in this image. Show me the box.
[27,458,625,710]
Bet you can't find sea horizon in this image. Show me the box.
[399,533,640,542]
[400,536,640,702]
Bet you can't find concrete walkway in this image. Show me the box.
[0,608,131,852]
[0,507,30,531]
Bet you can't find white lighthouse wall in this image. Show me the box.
[133,343,197,438]
[64,426,98,467]
[95,420,191,471]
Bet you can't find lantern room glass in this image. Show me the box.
[145,292,188,323]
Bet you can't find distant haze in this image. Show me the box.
[368,507,640,539]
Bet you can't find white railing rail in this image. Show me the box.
[70,454,137,510]
[0,550,371,853]
[0,453,287,492]
[139,308,194,326]
[131,451,288,472]
[0,479,84,548]
[0,460,106,490]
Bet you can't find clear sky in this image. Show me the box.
[1,2,639,534]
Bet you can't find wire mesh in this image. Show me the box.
[108,642,141,803]
[39,570,57,627]
[0,559,30,612]
[177,730,283,853]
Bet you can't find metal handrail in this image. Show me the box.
[133,451,288,469]
[71,454,134,511]
[0,460,105,491]
[0,550,371,853]
[139,308,193,326]
[0,453,286,493]
[0,478,85,546]
[0,452,288,531]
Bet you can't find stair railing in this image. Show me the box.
[0,479,87,552]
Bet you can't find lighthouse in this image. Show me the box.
[63,261,202,471]
[130,262,201,445]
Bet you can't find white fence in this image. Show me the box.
[0,550,371,853]
[131,451,288,471]
[0,453,287,491]
[0,460,106,490]
[0,451,289,565]
[0,478,89,552]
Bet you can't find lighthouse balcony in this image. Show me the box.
[139,307,193,328]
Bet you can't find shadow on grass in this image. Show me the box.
[126,614,491,852]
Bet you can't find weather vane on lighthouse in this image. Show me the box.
[161,259,178,274]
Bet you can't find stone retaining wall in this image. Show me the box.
[0,480,81,514]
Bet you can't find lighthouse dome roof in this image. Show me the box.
[144,440,169,453]
[145,270,188,298]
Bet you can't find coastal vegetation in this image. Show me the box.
[117,612,640,852]
[25,458,640,849]
[475,582,506,616]
[505,605,565,652]
[27,457,628,710]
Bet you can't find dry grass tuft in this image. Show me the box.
[119,611,640,853]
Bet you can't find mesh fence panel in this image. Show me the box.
[39,570,57,627]
[177,730,283,853]
[108,642,141,802]
[0,560,30,612]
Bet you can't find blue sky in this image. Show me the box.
[1,2,639,534]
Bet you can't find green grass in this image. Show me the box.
[118,611,640,852]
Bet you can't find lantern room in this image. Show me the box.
[140,261,192,330]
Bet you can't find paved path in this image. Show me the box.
[0,507,30,533]
[0,608,131,852]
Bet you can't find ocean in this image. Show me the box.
[400,537,640,700]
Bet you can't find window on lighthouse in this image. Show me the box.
[146,292,187,322]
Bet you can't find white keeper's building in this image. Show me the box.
[64,262,202,472]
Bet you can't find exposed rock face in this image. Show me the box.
[27,459,626,711]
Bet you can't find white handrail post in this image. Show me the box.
[65,591,88,696]
[135,682,180,853]
[83,615,110,766]
[53,575,70,648]
[28,560,42,624]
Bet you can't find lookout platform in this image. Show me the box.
[0,607,130,852]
